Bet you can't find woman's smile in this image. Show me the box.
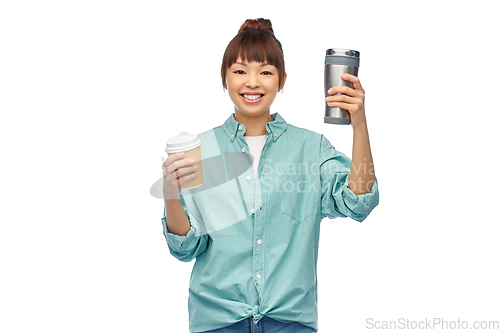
[240,93,265,103]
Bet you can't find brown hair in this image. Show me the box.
[221,18,286,90]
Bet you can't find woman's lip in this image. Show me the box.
[240,94,264,104]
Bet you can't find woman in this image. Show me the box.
[162,18,379,333]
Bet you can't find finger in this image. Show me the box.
[164,168,184,195]
[165,152,185,168]
[325,93,358,105]
[179,170,199,185]
[179,164,198,178]
[328,85,359,97]
[328,85,354,95]
[340,73,364,93]
[328,101,356,112]
[167,168,199,194]
[168,163,198,181]
[167,157,195,175]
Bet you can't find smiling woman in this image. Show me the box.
[161,17,379,333]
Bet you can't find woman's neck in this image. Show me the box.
[234,110,274,136]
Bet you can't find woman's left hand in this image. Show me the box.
[325,73,366,130]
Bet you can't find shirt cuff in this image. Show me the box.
[161,215,199,253]
[342,176,379,221]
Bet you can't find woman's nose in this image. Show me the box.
[246,75,260,88]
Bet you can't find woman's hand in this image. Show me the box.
[162,152,198,200]
[325,73,367,130]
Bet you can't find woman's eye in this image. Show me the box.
[234,70,245,74]
[262,71,273,75]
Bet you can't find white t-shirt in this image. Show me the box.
[243,134,267,179]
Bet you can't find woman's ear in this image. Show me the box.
[278,72,287,92]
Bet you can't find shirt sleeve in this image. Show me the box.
[161,191,209,262]
[319,134,379,222]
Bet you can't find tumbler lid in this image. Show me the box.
[326,48,360,58]
[165,131,201,153]
[325,48,360,67]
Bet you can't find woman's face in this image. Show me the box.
[225,58,283,118]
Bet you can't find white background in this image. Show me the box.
[1,0,499,332]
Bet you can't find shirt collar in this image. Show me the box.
[223,112,288,142]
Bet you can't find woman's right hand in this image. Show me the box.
[162,152,198,200]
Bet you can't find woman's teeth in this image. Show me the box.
[243,94,262,100]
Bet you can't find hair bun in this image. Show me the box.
[238,18,274,34]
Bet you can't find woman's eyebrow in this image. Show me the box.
[234,62,271,66]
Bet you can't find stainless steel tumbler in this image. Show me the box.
[324,48,360,125]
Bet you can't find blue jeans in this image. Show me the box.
[199,316,317,333]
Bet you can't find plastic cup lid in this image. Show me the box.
[165,131,201,154]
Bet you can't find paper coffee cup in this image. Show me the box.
[165,131,203,189]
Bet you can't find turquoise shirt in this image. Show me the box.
[162,112,379,333]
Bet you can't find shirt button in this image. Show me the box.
[257,239,262,245]
[251,208,255,214]
[246,175,251,181]
[256,273,261,279]
[274,133,277,137]
[242,148,245,152]
[238,125,242,130]
[260,176,263,181]
[231,134,234,139]
[259,205,262,210]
